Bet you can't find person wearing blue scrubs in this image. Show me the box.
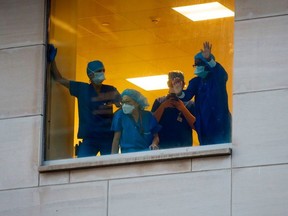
[180,42,232,145]
[151,71,196,149]
[49,45,121,157]
[111,89,161,154]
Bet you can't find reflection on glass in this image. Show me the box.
[46,0,234,160]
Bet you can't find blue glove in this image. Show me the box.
[47,44,57,63]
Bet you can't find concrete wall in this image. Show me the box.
[232,1,288,215]
[0,0,288,216]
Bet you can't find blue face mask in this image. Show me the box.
[91,72,105,84]
[194,66,209,78]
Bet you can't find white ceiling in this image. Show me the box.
[73,0,234,99]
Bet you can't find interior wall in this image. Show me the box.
[49,0,234,153]
[47,0,77,159]
[74,0,234,147]
[74,0,234,109]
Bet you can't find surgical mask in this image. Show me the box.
[91,72,105,84]
[122,103,135,114]
[194,66,209,78]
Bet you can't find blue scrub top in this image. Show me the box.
[151,96,195,149]
[111,109,161,152]
[182,63,232,145]
[69,81,121,139]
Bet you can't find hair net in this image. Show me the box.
[121,89,149,110]
[87,60,104,75]
[194,52,215,64]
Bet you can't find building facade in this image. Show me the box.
[0,0,288,215]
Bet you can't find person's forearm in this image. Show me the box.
[152,134,159,145]
[152,106,165,122]
[50,61,62,80]
[111,142,119,154]
[111,140,119,154]
[111,132,121,154]
[180,107,196,128]
[50,61,70,88]
[150,134,159,150]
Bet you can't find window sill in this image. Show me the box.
[39,143,232,172]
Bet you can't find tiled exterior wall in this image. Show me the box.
[0,0,288,216]
[232,0,288,215]
[0,0,45,193]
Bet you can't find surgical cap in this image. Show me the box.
[87,60,104,75]
[194,52,215,64]
[121,89,149,110]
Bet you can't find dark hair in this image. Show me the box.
[166,93,179,101]
[168,71,184,81]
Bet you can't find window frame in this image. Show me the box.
[39,144,232,172]
[41,0,233,170]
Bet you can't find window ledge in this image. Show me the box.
[39,143,232,172]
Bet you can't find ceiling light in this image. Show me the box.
[172,2,234,21]
[126,75,168,91]
[101,22,110,26]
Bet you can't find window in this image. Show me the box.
[45,0,234,161]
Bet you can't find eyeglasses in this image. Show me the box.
[94,68,105,73]
[193,60,206,67]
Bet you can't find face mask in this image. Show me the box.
[122,103,135,114]
[91,72,105,84]
[194,66,209,78]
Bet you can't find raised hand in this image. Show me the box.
[201,41,212,60]
[47,44,57,63]
[171,77,183,95]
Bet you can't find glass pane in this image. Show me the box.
[46,0,234,159]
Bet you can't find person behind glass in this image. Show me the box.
[151,71,196,149]
[179,41,232,145]
[111,89,161,154]
[48,44,121,157]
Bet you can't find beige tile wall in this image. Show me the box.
[232,90,288,167]
[109,170,231,216]
[232,0,288,215]
[232,164,288,216]
[0,116,41,190]
[233,0,288,168]
[235,0,288,20]
[0,46,45,118]
[69,159,191,183]
[0,0,45,49]
[0,0,288,216]
[0,0,45,191]
[234,16,288,93]
[0,181,108,216]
